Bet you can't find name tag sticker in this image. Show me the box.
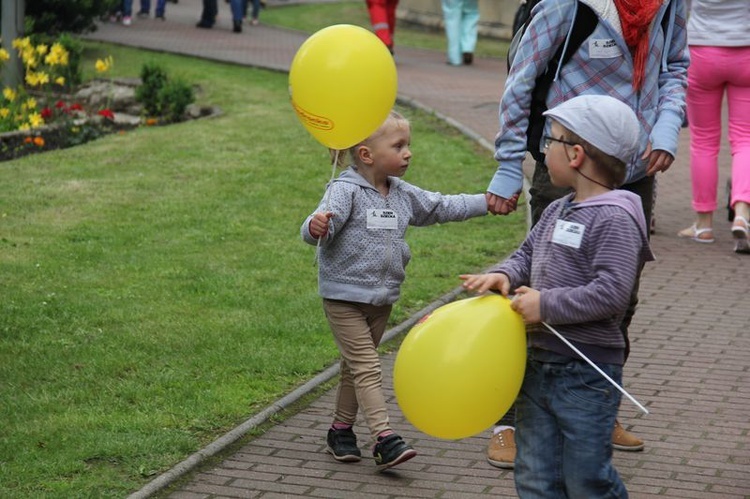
[589,38,621,59]
[367,209,398,229]
[552,219,585,248]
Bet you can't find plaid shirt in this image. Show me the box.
[489,0,689,200]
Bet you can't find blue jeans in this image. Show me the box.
[139,0,166,16]
[514,349,627,498]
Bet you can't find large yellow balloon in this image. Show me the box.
[289,24,398,150]
[393,295,527,440]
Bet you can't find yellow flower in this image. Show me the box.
[0,49,9,62]
[25,97,37,109]
[25,71,49,87]
[95,55,114,73]
[12,37,31,51]
[21,47,38,68]
[0,108,9,118]
[45,43,69,66]
[3,87,16,101]
[36,44,49,56]
[18,122,30,131]
[28,112,44,128]
[55,76,65,86]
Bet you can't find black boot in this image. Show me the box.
[233,20,242,33]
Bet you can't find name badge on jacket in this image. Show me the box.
[589,39,621,58]
[367,209,398,229]
[552,219,584,248]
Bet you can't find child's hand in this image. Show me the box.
[511,286,541,324]
[309,212,333,239]
[459,273,510,296]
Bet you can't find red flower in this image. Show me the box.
[41,107,53,120]
[55,100,66,109]
[98,109,115,121]
[69,103,84,111]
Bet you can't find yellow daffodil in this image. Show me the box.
[18,122,29,131]
[3,87,16,101]
[0,49,9,62]
[28,112,44,128]
[12,37,31,51]
[36,44,49,56]
[95,55,114,73]
[55,76,65,86]
[45,43,69,66]
[25,97,37,109]
[0,108,9,118]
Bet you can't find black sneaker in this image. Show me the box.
[372,433,417,471]
[326,427,361,462]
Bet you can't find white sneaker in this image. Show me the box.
[122,16,132,26]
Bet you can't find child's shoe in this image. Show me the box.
[487,427,516,469]
[612,420,644,451]
[122,16,132,26]
[372,433,416,471]
[325,427,361,462]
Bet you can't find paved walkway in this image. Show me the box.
[87,1,750,497]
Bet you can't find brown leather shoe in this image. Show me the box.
[612,420,644,451]
[487,428,515,469]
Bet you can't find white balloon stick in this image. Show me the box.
[542,322,649,415]
[314,151,339,266]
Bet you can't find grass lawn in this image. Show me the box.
[0,8,524,497]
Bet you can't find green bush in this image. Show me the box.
[136,63,195,122]
[135,63,169,117]
[158,79,195,123]
[22,0,118,36]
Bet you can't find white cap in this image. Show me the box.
[543,95,640,164]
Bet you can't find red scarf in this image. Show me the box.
[613,0,662,91]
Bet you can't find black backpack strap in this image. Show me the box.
[527,2,598,161]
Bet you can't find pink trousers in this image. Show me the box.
[687,45,750,212]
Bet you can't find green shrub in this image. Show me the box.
[22,0,118,36]
[135,63,168,117]
[158,79,195,123]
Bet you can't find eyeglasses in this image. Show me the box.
[543,135,579,150]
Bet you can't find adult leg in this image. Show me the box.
[249,0,261,22]
[459,0,479,63]
[366,0,394,51]
[198,0,217,26]
[139,0,150,14]
[726,46,750,252]
[684,45,725,237]
[441,0,462,65]
[323,300,392,439]
[155,0,167,17]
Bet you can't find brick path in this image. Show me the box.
[86,1,750,497]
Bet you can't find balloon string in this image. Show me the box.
[314,150,339,266]
[541,321,650,415]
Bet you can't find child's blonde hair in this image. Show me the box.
[330,110,409,168]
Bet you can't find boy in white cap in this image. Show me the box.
[461,95,654,497]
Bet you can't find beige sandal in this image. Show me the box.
[677,224,715,244]
[732,216,750,254]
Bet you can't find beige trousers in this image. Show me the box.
[323,299,393,439]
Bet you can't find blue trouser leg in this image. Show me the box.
[515,352,627,498]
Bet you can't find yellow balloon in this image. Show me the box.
[393,295,527,440]
[288,24,398,150]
